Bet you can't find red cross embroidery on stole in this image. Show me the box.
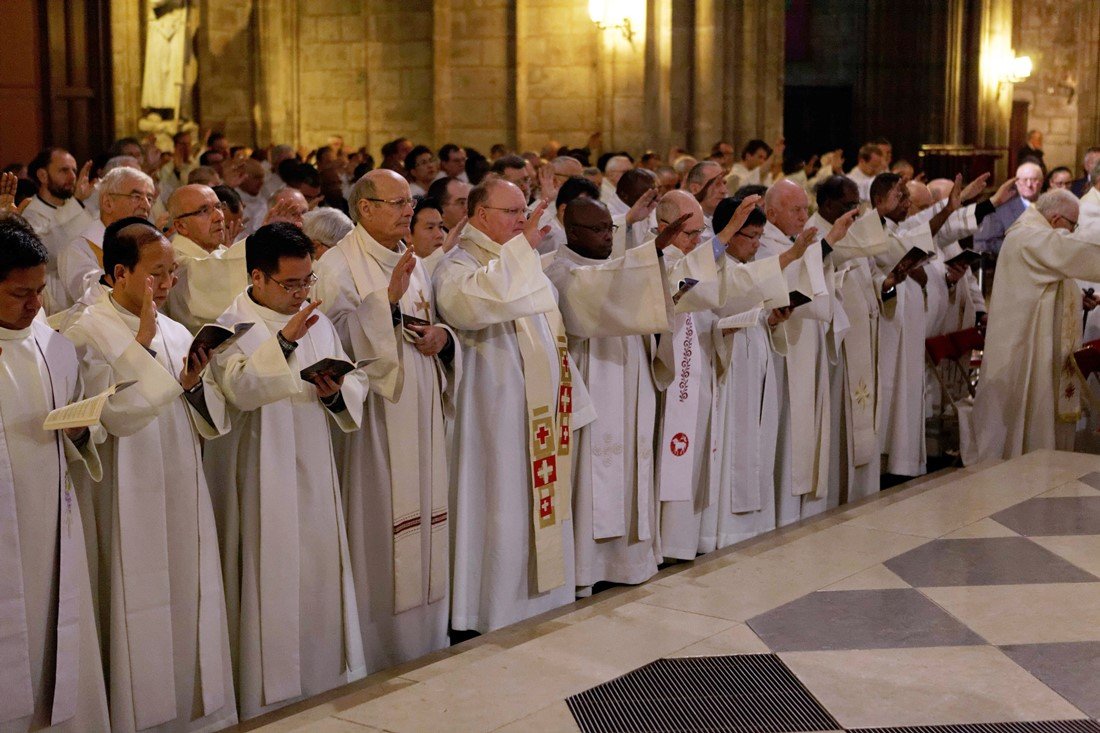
[534,456,557,487]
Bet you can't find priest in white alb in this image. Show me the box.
[543,197,672,592]
[974,190,1100,461]
[67,218,237,733]
[163,184,248,334]
[0,215,109,733]
[433,179,596,632]
[204,223,367,719]
[315,170,459,669]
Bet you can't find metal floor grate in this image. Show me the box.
[853,722,1100,733]
[566,653,840,733]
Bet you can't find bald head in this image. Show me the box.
[550,155,583,178]
[1016,161,1044,202]
[348,168,413,247]
[763,179,809,236]
[604,155,633,186]
[906,181,933,216]
[656,190,705,254]
[926,178,954,202]
[266,187,309,228]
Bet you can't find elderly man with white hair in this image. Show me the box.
[57,165,155,309]
[974,161,1042,255]
[302,206,354,258]
[974,189,1100,461]
[600,155,634,217]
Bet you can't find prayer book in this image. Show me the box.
[189,322,255,359]
[716,307,764,331]
[788,290,813,308]
[891,246,934,277]
[300,357,376,383]
[945,249,981,268]
[400,313,432,328]
[42,381,137,430]
[672,278,700,305]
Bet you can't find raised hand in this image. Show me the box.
[716,194,762,244]
[388,249,416,303]
[959,172,991,203]
[222,159,246,189]
[442,216,467,252]
[523,199,551,248]
[625,188,657,225]
[537,164,558,204]
[991,177,1019,207]
[0,171,18,213]
[407,323,449,357]
[263,198,299,226]
[654,213,691,251]
[790,226,818,258]
[693,174,720,204]
[879,180,905,216]
[74,160,96,202]
[136,276,158,348]
[947,173,964,212]
[280,299,322,342]
[825,208,860,244]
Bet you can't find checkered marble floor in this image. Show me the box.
[239,450,1100,733]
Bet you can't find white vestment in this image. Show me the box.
[58,218,106,309]
[163,234,249,335]
[433,225,595,633]
[20,196,93,313]
[204,292,366,719]
[974,207,1100,461]
[67,295,237,733]
[0,321,109,733]
[659,240,786,558]
[600,180,630,218]
[233,188,268,236]
[758,222,835,525]
[314,226,457,670]
[544,244,670,589]
[846,166,877,203]
[874,220,934,476]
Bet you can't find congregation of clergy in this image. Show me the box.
[3,127,1100,732]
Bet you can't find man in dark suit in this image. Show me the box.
[974,161,1042,255]
[1017,130,1046,173]
[1071,147,1100,198]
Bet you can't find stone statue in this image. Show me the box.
[141,0,192,114]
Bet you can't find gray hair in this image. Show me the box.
[103,155,140,174]
[302,207,354,248]
[346,174,378,224]
[686,160,721,187]
[99,166,153,196]
[1090,160,1100,181]
[1035,189,1080,221]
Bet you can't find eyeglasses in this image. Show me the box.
[366,197,415,208]
[265,272,318,293]
[573,223,620,235]
[654,221,707,237]
[482,206,527,217]
[107,191,155,205]
[174,204,221,220]
[1060,215,1079,232]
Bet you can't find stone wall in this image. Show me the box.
[296,0,369,150]
[1013,0,1081,170]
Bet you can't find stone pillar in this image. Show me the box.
[196,0,255,143]
[254,0,300,147]
[724,0,785,149]
[643,0,673,158]
[110,0,144,137]
[366,1,433,152]
[975,0,1013,177]
[1074,0,1100,164]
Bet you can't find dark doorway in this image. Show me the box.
[783,85,855,166]
[1008,100,1030,173]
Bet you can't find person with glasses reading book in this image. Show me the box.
[66,217,238,733]
[314,169,457,671]
[432,177,597,633]
[204,222,367,719]
[163,184,249,334]
[0,214,110,732]
[974,189,1100,462]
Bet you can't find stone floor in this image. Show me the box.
[236,449,1100,732]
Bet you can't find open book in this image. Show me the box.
[716,307,764,331]
[189,322,255,359]
[945,249,981,268]
[891,246,935,277]
[788,290,813,308]
[42,381,136,431]
[300,357,377,384]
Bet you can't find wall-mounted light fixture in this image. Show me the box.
[588,0,638,44]
[1005,55,1033,84]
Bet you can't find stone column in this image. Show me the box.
[1074,0,1100,163]
[110,0,144,137]
[975,0,1013,177]
[724,0,785,149]
[254,0,300,147]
